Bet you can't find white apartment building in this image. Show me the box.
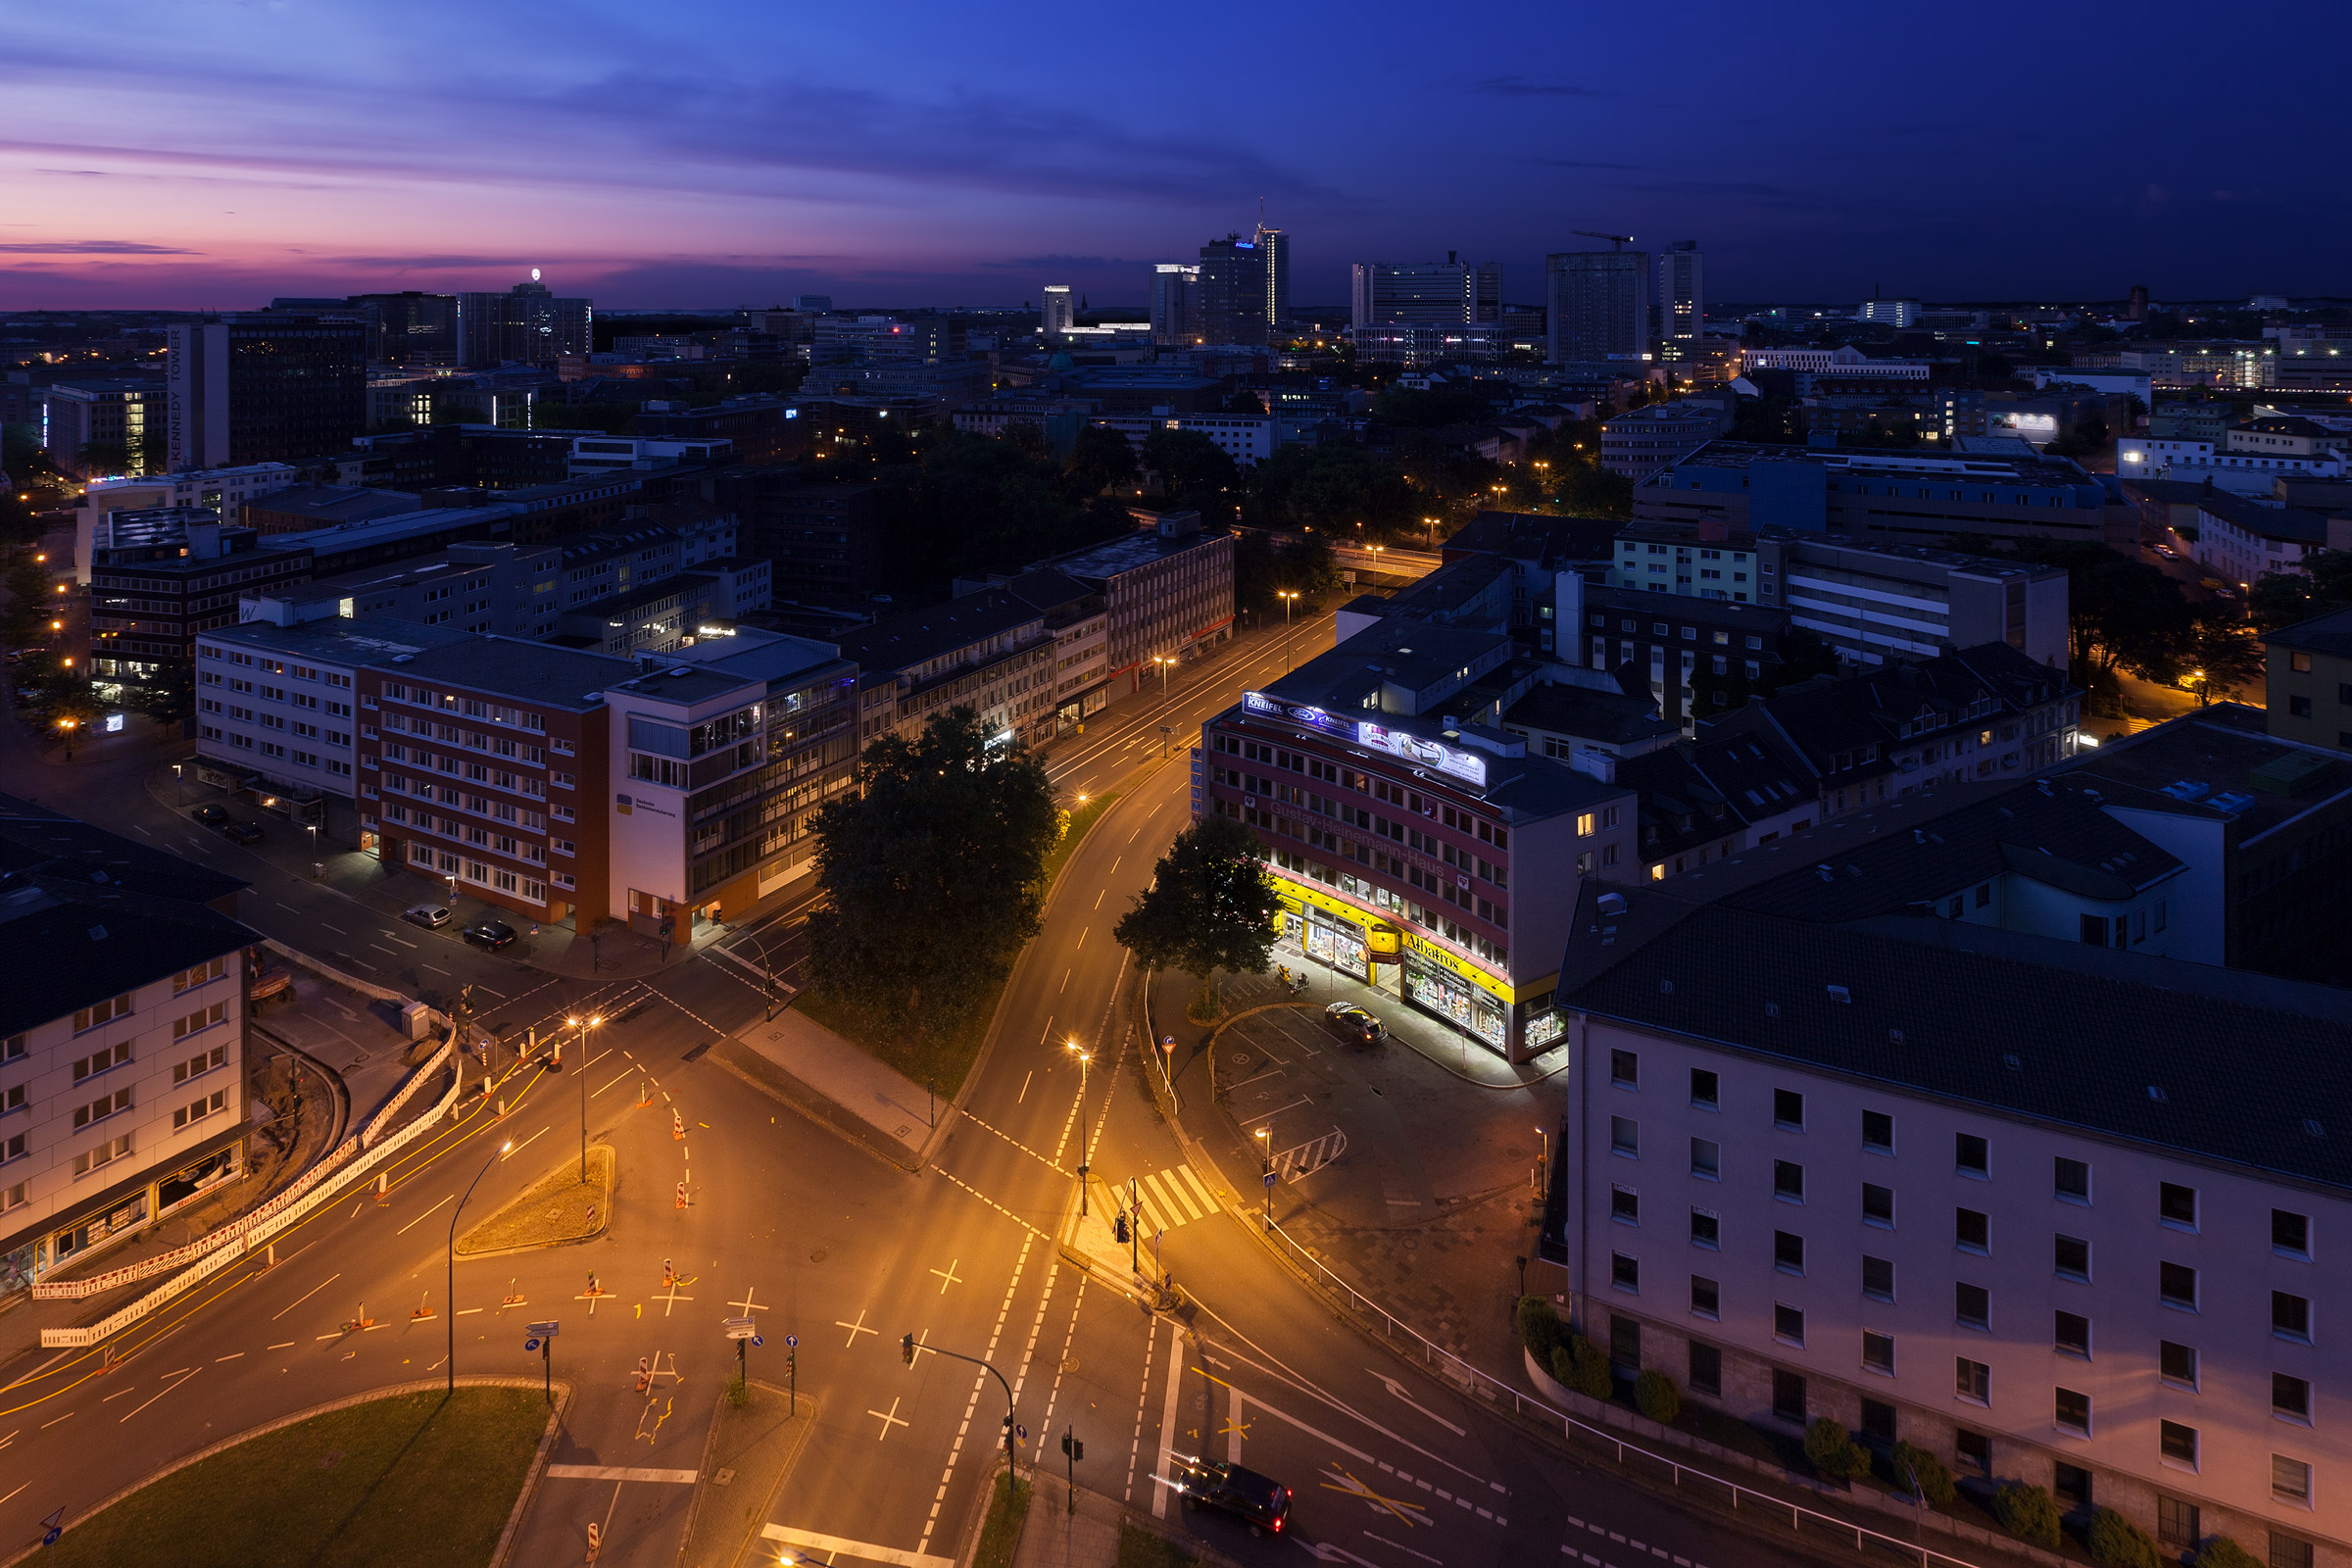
[0,808,258,1296]
[1091,413,1278,467]
[2118,437,2348,497]
[2180,495,2352,591]
[1740,346,1930,380]
[1555,894,2349,1568]
[194,617,472,844]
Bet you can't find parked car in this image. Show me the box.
[402,904,452,929]
[219,820,264,845]
[462,920,517,952]
[2214,587,2239,600]
[1323,1001,1384,1046]
[190,804,229,827]
[2153,544,2177,559]
[1170,1456,1292,1537]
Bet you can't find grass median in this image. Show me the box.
[48,1386,545,1568]
[455,1144,612,1255]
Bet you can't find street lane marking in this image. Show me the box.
[1152,1320,1187,1518]
[865,1396,909,1440]
[759,1526,950,1568]
[928,1259,962,1295]
[216,1352,243,1362]
[1366,1532,1443,1565]
[119,1367,199,1423]
[395,1194,455,1235]
[545,1464,697,1483]
[1368,1370,1466,1438]
[368,944,398,956]
[727,1286,767,1313]
[272,1273,339,1320]
[320,923,346,935]
[956,1107,1068,1176]
[836,1308,877,1347]
[384,934,417,947]
[591,1066,635,1099]
[501,1128,546,1159]
[268,1342,296,1349]
[39,1412,73,1429]
[274,901,298,912]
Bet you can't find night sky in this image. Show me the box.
[4,1,2345,313]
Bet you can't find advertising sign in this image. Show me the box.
[1241,691,1350,739]
[1354,721,1488,787]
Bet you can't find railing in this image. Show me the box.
[39,1062,464,1348]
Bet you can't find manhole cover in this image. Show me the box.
[1230,1053,1250,1064]
[1061,1356,1080,1374]
[713,1468,736,1487]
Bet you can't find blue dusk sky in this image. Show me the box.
[1,0,2344,312]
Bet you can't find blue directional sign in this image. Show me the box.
[785,1334,798,1348]
[1263,1172,1278,1189]
[752,1336,764,1348]
[524,1338,542,1352]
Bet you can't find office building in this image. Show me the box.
[86,511,308,690]
[1653,242,1703,342]
[1150,264,1198,346]
[1200,615,1641,1061]
[166,314,368,470]
[0,800,259,1297]
[75,466,301,586]
[1196,234,1271,347]
[346,292,460,366]
[1545,853,2349,1567]
[2166,492,2348,592]
[39,380,163,476]
[241,485,423,535]
[1545,249,1651,366]
[1575,583,1794,727]
[635,396,806,466]
[458,274,593,368]
[838,592,1061,750]
[1255,223,1290,339]
[1634,443,2112,550]
[1039,514,1235,689]
[791,295,832,313]
[1349,257,1502,330]
[1041,286,1076,341]
[1858,295,1919,326]
[241,540,563,639]
[2115,436,2346,499]
[1741,346,1931,382]
[193,617,472,840]
[1753,538,2071,670]
[2265,607,2352,754]
[1599,401,1733,481]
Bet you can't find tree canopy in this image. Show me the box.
[1141,427,1240,505]
[2249,550,2352,633]
[804,709,1062,1036]
[1066,423,1140,495]
[1112,814,1282,1017]
[875,432,1133,595]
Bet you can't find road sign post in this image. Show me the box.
[786,1333,799,1414]
[1059,1429,1084,1513]
[724,1315,756,1394]
[526,1321,559,1404]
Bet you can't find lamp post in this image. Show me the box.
[450,1139,514,1391]
[1276,590,1298,673]
[172,762,182,805]
[565,1014,604,1182]
[1067,1039,1092,1215]
[1254,1126,1272,1230]
[1152,656,1177,757]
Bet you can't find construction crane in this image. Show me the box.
[1571,230,1635,250]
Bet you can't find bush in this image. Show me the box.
[2086,1508,2162,1568]
[2192,1539,2265,1568]
[1634,1369,1682,1424]
[1888,1441,1956,1506]
[1515,1297,1565,1364]
[1802,1418,1871,1482]
[1993,1484,2064,1549]
[1547,1335,1610,1399]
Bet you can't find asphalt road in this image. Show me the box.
[0,612,1843,1568]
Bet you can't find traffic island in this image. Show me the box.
[30,1384,551,1568]
[679,1381,818,1568]
[973,1471,1032,1568]
[454,1144,613,1257]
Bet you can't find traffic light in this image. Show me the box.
[1060,1433,1085,1460]
[902,1333,915,1365]
[1112,1214,1129,1244]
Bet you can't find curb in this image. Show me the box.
[451,1143,616,1262]
[0,1376,570,1568]
[706,1038,925,1175]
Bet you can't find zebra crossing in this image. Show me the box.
[1117,1164,1222,1236]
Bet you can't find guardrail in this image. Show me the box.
[37,1054,462,1347]
[30,1040,455,1302]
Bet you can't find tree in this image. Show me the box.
[1233,527,1337,622]
[1802,1418,1872,1483]
[2008,539,2198,685]
[1552,463,1635,520]
[1633,1369,1681,1424]
[874,432,1130,596]
[1112,815,1282,1020]
[804,709,1061,1038]
[2183,609,2264,704]
[1889,1441,1956,1506]
[1066,423,1140,495]
[2085,1507,2163,1568]
[1992,1484,2064,1548]
[1141,427,1239,504]
[2248,549,2352,632]
[2189,1539,2265,1568]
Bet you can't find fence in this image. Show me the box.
[38,1053,462,1348]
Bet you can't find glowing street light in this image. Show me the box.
[1068,1039,1093,1215]
[565,1014,605,1180]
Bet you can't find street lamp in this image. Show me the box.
[1276,590,1298,673]
[1254,1126,1272,1230]
[565,1014,604,1181]
[450,1139,514,1391]
[1152,655,1177,757]
[1067,1039,1092,1215]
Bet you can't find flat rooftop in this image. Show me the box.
[2053,705,2352,843]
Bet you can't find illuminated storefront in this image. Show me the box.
[1400,934,1510,1053]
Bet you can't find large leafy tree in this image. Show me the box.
[1066,423,1140,495]
[2249,550,2352,633]
[1140,427,1239,503]
[875,432,1129,595]
[805,709,1061,1035]
[1113,815,1282,1019]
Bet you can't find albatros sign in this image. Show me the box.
[1243,693,1488,789]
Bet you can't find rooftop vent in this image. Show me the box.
[668,666,692,677]
[389,654,414,663]
[1595,892,1627,916]
[1888,1028,1905,1045]
[86,925,107,941]
[2147,1085,2169,1102]
[1827,984,1850,1003]
[1765,1001,1780,1017]
[2003,1054,2022,1071]
[2304,1118,2327,1139]
[2160,778,2212,803]
[2208,791,2257,816]
[1659,980,1675,995]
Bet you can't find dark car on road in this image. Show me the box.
[190,804,229,827]
[1170,1456,1292,1537]
[463,920,518,952]
[219,820,264,845]
[1323,1001,1384,1046]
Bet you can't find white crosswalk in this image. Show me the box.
[1117,1164,1221,1236]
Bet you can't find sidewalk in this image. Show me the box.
[1154,955,1565,1387]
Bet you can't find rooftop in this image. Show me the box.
[2053,706,2352,842]
[1668,439,2095,489]
[1500,681,1678,749]
[372,636,636,711]
[202,616,474,665]
[837,591,1046,676]
[2192,492,2334,545]
[1266,616,1509,711]
[256,506,517,559]
[2265,605,2352,660]
[1043,525,1226,583]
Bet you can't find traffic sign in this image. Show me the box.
[723,1316,757,1340]
[1017,1423,1028,1441]
[524,1338,542,1352]
[1263,1171,1278,1189]
[785,1334,798,1348]
[752,1335,764,1348]
[1160,1035,1174,1053]
[526,1320,560,1337]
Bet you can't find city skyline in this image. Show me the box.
[4,0,2346,312]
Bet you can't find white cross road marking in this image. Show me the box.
[727,1285,766,1313]
[760,1525,953,1568]
[657,1280,694,1317]
[867,1396,909,1440]
[545,1464,697,1483]
[929,1259,962,1295]
[837,1308,877,1348]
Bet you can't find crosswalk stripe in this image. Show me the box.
[1175,1163,1220,1212]
[1137,1189,1173,1234]
[1157,1170,1208,1221]
[1143,1171,1194,1222]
